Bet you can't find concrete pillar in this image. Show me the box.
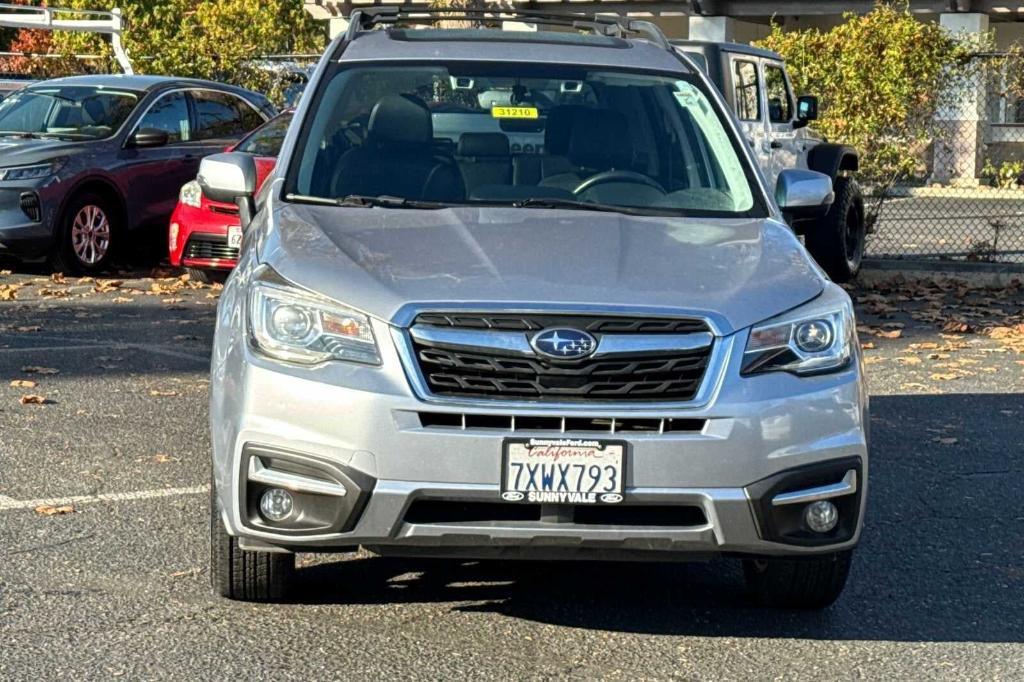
[931,13,989,186]
[688,16,736,43]
[328,16,349,40]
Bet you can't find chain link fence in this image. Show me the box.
[865,53,1024,264]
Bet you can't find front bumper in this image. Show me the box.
[210,287,869,560]
[169,203,239,270]
[0,181,55,258]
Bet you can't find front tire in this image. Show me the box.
[210,477,295,602]
[804,176,864,283]
[743,550,853,609]
[49,192,117,275]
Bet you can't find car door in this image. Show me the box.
[729,57,769,173]
[119,89,199,231]
[762,60,802,188]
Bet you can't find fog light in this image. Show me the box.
[259,487,294,522]
[804,500,838,533]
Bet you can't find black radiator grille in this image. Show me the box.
[410,313,713,403]
[183,233,239,261]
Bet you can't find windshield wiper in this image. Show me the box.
[336,194,449,209]
[512,197,652,215]
[285,193,450,210]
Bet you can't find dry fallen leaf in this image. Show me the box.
[860,341,876,350]
[19,394,52,405]
[149,390,178,397]
[21,366,59,375]
[9,379,37,388]
[930,372,960,381]
[896,356,922,365]
[153,453,176,463]
[35,504,74,516]
[15,325,41,333]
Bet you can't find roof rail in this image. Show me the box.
[342,6,671,51]
[0,3,133,74]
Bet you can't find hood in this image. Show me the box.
[0,136,86,167]
[261,205,825,335]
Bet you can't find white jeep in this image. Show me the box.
[674,40,865,282]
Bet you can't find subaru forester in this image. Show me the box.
[200,9,868,609]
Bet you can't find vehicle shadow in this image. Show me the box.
[285,392,1024,643]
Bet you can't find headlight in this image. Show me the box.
[179,180,202,208]
[248,280,380,365]
[742,288,854,376]
[0,158,66,182]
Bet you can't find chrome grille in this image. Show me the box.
[407,312,714,403]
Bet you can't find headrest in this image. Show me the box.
[82,97,108,123]
[543,105,587,155]
[568,108,631,171]
[458,132,510,158]
[368,94,432,147]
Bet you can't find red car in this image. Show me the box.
[169,111,292,282]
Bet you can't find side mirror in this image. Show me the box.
[198,152,257,227]
[127,127,169,148]
[795,95,818,128]
[776,169,834,216]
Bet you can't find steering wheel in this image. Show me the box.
[573,170,666,196]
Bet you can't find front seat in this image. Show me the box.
[331,94,464,202]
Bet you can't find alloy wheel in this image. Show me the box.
[71,204,111,265]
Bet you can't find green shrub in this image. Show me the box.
[755,4,975,184]
[42,0,325,104]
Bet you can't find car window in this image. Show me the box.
[732,60,760,121]
[193,91,263,141]
[765,65,793,124]
[0,85,140,140]
[235,112,292,156]
[288,63,762,217]
[137,91,190,142]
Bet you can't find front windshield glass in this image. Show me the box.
[0,85,140,140]
[289,62,760,216]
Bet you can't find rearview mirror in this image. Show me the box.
[127,127,169,148]
[776,169,834,215]
[198,152,257,227]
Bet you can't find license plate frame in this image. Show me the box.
[500,437,627,505]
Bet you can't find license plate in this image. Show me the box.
[227,225,242,249]
[501,438,625,505]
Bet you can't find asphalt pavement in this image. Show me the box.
[1,267,1023,680]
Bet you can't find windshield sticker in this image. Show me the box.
[491,106,538,120]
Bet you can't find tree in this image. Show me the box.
[34,1,325,101]
[755,4,975,184]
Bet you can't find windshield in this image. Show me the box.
[288,63,761,216]
[0,85,140,140]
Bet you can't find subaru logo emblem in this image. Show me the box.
[530,328,597,360]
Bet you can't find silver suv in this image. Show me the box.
[201,10,868,609]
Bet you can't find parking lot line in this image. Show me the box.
[0,484,209,512]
